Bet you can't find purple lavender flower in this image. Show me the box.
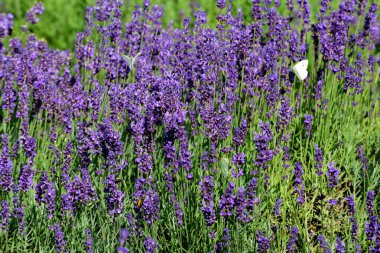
[219,182,236,217]
[293,162,305,204]
[223,228,231,248]
[200,176,216,226]
[62,174,96,216]
[246,177,260,214]
[144,236,158,253]
[23,137,36,160]
[365,214,378,242]
[135,153,153,174]
[287,226,298,252]
[53,223,67,253]
[363,4,377,41]
[26,2,45,24]
[346,196,356,216]
[12,195,26,235]
[350,217,358,241]
[117,247,129,253]
[19,162,34,192]
[318,234,332,253]
[326,162,340,188]
[273,198,282,217]
[133,177,160,224]
[257,230,270,253]
[314,78,324,102]
[2,81,16,118]
[357,0,368,15]
[174,200,183,226]
[355,243,361,253]
[217,0,226,9]
[282,145,291,169]
[35,171,56,219]
[0,13,14,38]
[314,144,324,176]
[357,145,368,171]
[1,200,10,231]
[84,228,93,253]
[104,174,124,217]
[233,119,247,147]
[235,187,251,222]
[367,190,375,216]
[119,228,129,246]
[303,114,313,137]
[252,0,264,20]
[232,153,245,167]
[335,237,345,253]
[276,97,294,131]
[0,134,14,192]
[254,121,273,169]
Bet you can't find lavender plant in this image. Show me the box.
[0,0,379,252]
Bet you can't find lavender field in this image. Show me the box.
[0,0,380,252]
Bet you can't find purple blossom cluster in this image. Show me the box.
[254,122,273,169]
[0,200,10,231]
[303,114,313,137]
[326,162,340,188]
[133,177,160,224]
[293,162,305,205]
[104,174,124,217]
[200,176,216,226]
[35,171,56,219]
[0,13,13,38]
[314,144,324,176]
[0,134,13,192]
[26,2,45,24]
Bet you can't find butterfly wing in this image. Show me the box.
[292,59,308,81]
[131,56,138,68]
[123,53,141,70]
[122,55,133,69]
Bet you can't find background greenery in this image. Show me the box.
[1,0,345,50]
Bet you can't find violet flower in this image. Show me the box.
[133,177,160,224]
[0,13,13,38]
[303,114,313,137]
[0,134,13,192]
[286,226,298,252]
[293,162,305,204]
[273,198,282,217]
[357,145,368,171]
[254,121,273,169]
[26,2,45,24]
[219,182,236,218]
[200,176,216,226]
[19,161,34,192]
[257,230,270,253]
[318,234,332,253]
[104,174,124,217]
[314,144,324,176]
[0,200,10,231]
[84,228,93,253]
[326,162,339,188]
[35,171,56,219]
[144,236,158,253]
[335,237,345,253]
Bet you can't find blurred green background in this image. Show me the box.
[0,0,369,50]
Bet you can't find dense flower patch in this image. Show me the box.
[0,0,380,252]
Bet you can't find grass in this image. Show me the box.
[2,0,345,49]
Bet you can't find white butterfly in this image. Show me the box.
[292,59,308,81]
[122,52,141,70]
